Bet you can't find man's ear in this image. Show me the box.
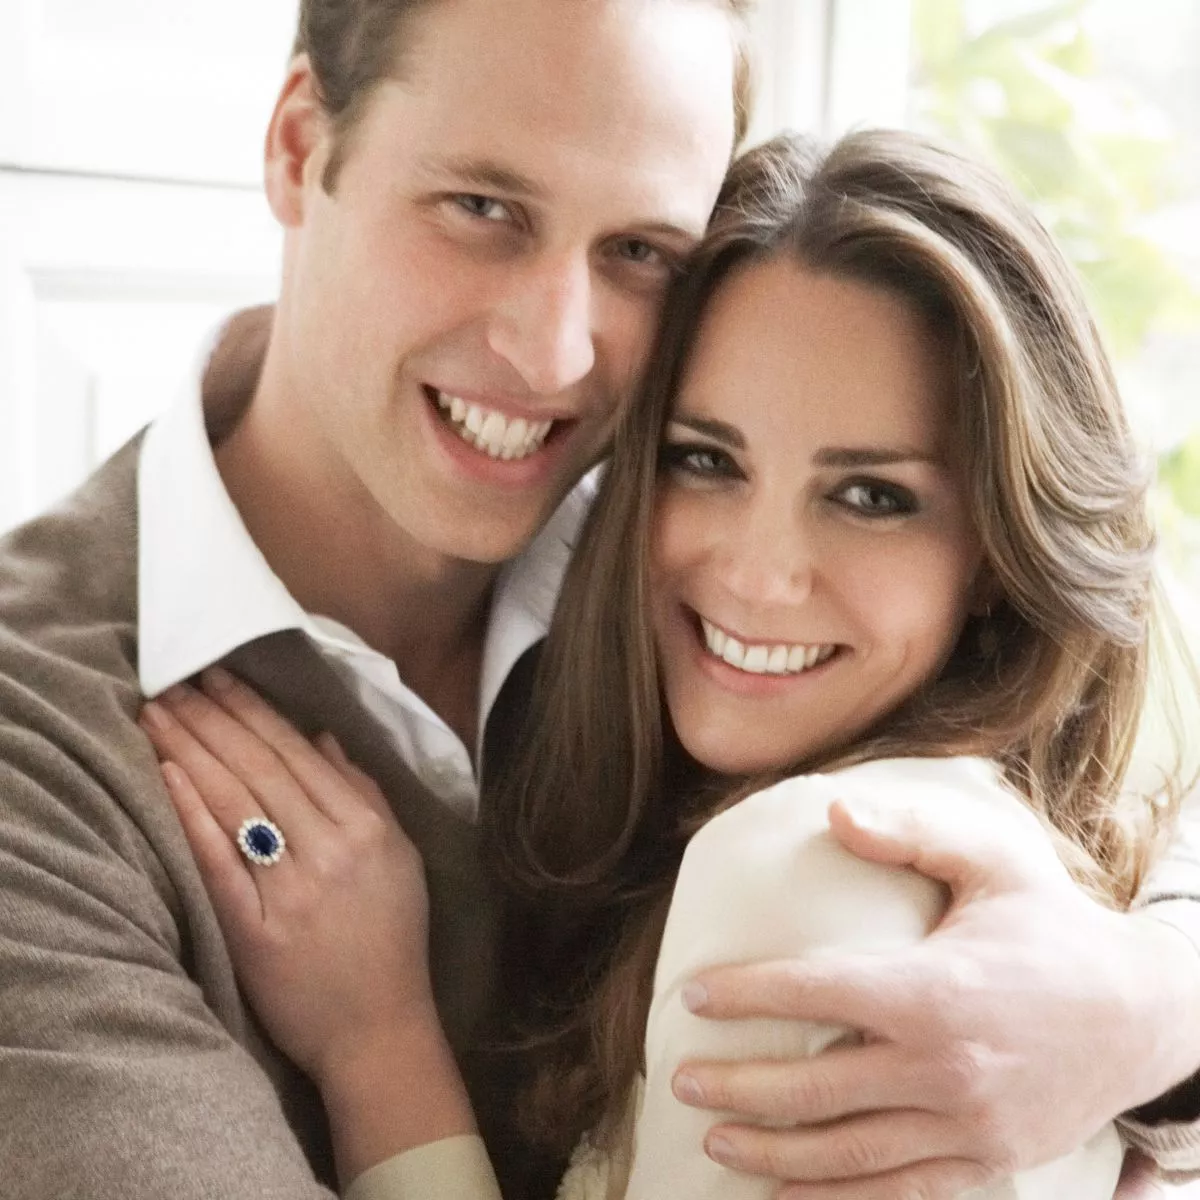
[264,55,333,228]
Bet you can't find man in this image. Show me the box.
[0,1,1196,1197]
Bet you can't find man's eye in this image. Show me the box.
[619,239,662,265]
[453,194,510,222]
[612,237,679,273]
[836,481,916,517]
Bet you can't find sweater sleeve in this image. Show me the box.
[0,710,341,1199]
[1115,774,1200,1174]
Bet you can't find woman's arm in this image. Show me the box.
[626,758,1124,1200]
[142,670,500,1197]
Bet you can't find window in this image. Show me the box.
[754,0,1200,612]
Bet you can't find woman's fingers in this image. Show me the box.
[160,760,264,938]
[194,668,363,826]
[140,691,320,862]
[315,732,393,819]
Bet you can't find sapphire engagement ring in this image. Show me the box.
[236,817,287,867]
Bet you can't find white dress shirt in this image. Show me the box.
[137,325,590,819]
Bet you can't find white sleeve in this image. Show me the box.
[343,1136,502,1200]
[621,757,1123,1200]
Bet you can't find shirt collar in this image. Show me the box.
[138,318,594,716]
[138,326,309,697]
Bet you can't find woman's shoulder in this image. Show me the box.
[663,759,1003,980]
[694,755,1019,848]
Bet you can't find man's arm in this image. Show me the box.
[670,786,1200,1199]
[1117,776,1200,1175]
[0,723,339,1199]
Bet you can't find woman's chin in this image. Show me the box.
[676,728,800,779]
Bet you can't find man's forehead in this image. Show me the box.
[376,0,736,216]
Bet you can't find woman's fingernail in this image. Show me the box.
[673,1073,704,1105]
[681,982,708,1012]
[161,761,185,790]
[204,666,235,693]
[141,701,172,732]
[706,1135,736,1165]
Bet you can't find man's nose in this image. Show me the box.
[486,253,596,395]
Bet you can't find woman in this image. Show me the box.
[142,131,1188,1198]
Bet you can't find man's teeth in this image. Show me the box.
[700,617,836,676]
[436,391,553,460]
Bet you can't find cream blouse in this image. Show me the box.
[559,756,1123,1200]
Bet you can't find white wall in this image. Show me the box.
[0,0,296,531]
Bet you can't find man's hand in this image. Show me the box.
[1116,1150,1165,1199]
[671,794,1200,1199]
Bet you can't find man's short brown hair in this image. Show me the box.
[292,0,756,191]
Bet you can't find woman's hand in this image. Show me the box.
[139,667,476,1181]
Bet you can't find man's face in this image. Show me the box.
[272,0,737,566]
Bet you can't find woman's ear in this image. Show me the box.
[967,561,1005,618]
[264,55,333,228]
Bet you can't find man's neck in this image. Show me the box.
[208,341,497,747]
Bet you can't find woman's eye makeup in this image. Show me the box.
[832,478,919,517]
[658,441,741,480]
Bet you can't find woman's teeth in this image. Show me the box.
[436,391,554,460]
[700,617,836,676]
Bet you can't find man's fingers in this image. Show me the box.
[684,955,922,1036]
[774,1156,992,1200]
[826,792,1056,898]
[674,1040,943,1125]
[160,760,264,937]
[1115,1149,1164,1199]
[703,1109,977,1186]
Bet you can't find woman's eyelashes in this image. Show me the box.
[831,477,919,518]
[659,440,742,482]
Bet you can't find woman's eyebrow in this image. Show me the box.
[668,415,745,449]
[814,446,942,468]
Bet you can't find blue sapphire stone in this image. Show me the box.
[246,822,280,858]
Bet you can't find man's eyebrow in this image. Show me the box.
[419,155,549,200]
[814,446,942,468]
[419,156,706,242]
[668,415,746,449]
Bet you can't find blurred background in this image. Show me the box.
[0,0,1196,622]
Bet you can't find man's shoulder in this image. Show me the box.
[0,436,149,824]
[0,435,141,680]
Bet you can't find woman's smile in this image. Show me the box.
[650,257,985,776]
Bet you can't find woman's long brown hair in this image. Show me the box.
[484,130,1190,1159]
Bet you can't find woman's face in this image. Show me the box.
[650,256,986,775]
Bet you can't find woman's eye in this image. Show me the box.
[453,194,510,222]
[836,480,916,517]
[659,442,738,480]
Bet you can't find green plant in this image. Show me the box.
[911,0,1200,575]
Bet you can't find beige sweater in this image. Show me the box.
[0,437,524,1198]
